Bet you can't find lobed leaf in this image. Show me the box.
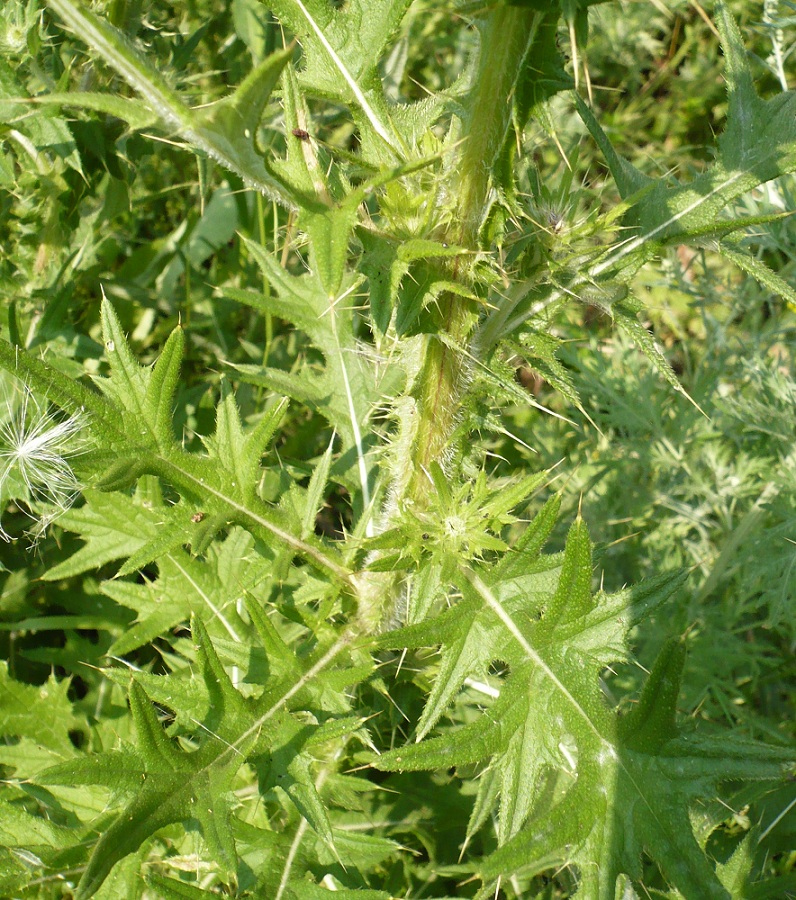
[46,0,300,207]
[373,507,792,896]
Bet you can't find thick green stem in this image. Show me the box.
[359,8,542,632]
[403,6,541,503]
[453,7,542,248]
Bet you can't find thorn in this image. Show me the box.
[395,646,408,677]
[569,19,580,92]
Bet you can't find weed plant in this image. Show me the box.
[0,1,795,897]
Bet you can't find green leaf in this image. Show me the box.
[544,515,593,626]
[144,875,223,900]
[395,264,477,337]
[230,239,404,504]
[46,0,299,207]
[94,299,190,451]
[195,46,292,150]
[13,298,350,583]
[0,338,120,444]
[373,507,792,896]
[267,0,410,159]
[496,492,562,576]
[302,434,334,540]
[115,498,207,577]
[617,637,684,751]
[244,594,302,683]
[158,185,243,297]
[25,92,158,130]
[38,617,260,898]
[511,331,581,406]
[575,3,796,259]
[283,883,391,900]
[273,62,327,199]
[359,230,403,335]
[612,295,685,395]
[464,340,577,425]
[152,442,349,582]
[146,324,184,450]
[41,488,161,581]
[0,662,82,758]
[302,204,362,299]
[513,8,574,128]
[715,241,796,313]
[0,55,84,175]
[0,801,77,854]
[107,528,258,655]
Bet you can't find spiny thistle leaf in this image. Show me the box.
[34,613,363,898]
[0,802,87,897]
[611,296,684,395]
[0,662,83,757]
[373,512,794,896]
[509,331,582,407]
[144,874,223,900]
[96,298,188,452]
[477,642,793,899]
[192,46,294,157]
[40,486,162,581]
[229,240,405,501]
[23,91,158,130]
[16,298,351,582]
[266,0,410,159]
[45,0,300,207]
[145,324,185,451]
[38,672,247,898]
[575,2,796,279]
[715,240,796,313]
[105,526,261,657]
[0,337,119,444]
[3,2,794,897]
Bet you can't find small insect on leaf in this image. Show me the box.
[191,512,206,523]
[291,128,310,141]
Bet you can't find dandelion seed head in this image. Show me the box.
[0,379,86,542]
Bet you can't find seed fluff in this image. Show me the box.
[0,380,85,541]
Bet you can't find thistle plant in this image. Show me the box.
[0,1,795,898]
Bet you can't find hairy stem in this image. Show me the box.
[405,7,542,498]
[359,7,542,631]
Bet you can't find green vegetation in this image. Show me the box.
[1,1,795,897]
